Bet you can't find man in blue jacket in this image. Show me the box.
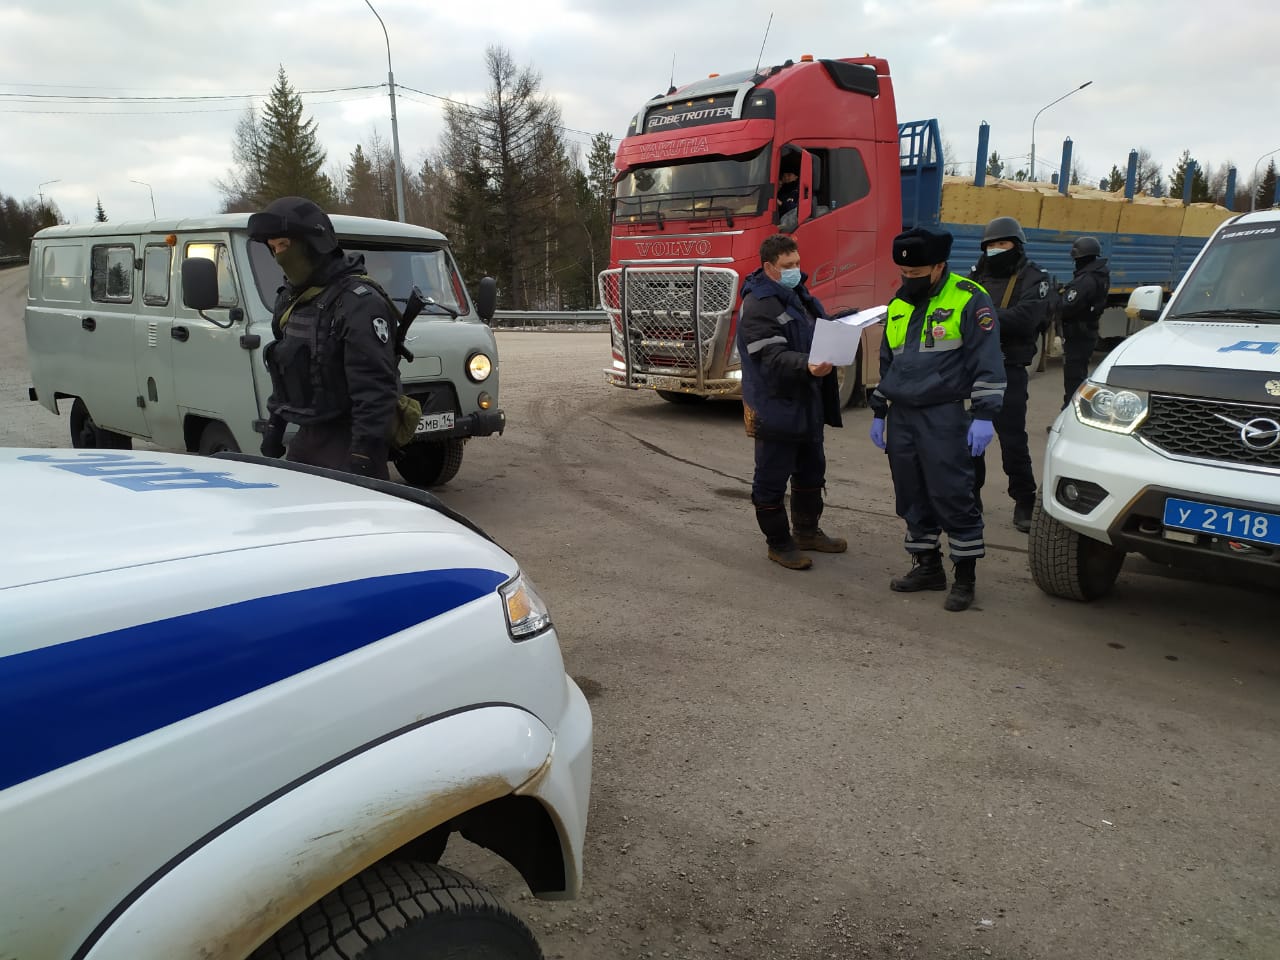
[869,226,1007,611]
[737,233,845,570]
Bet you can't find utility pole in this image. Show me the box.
[363,0,407,222]
[1030,81,1092,182]
[130,179,157,218]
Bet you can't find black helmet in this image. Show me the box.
[982,216,1026,245]
[247,196,339,255]
[1070,236,1102,259]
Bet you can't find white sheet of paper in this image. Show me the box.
[808,306,887,366]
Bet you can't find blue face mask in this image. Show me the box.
[779,267,802,288]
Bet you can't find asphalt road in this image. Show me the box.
[3,266,1277,960]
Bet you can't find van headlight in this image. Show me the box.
[1074,381,1150,434]
[467,352,493,382]
[500,572,553,640]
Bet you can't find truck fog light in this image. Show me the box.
[478,392,493,410]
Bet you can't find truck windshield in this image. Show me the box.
[248,241,468,316]
[1168,231,1280,321]
[614,147,772,224]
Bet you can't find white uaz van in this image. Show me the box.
[0,449,591,959]
[1030,210,1280,600]
[24,215,503,487]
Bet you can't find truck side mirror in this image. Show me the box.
[182,257,220,312]
[476,276,497,323]
[1125,284,1163,323]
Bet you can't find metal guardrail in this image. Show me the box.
[491,310,607,329]
[0,255,29,267]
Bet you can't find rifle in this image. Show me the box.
[396,285,460,363]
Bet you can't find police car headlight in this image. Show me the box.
[500,572,553,640]
[1074,381,1149,434]
[467,352,493,382]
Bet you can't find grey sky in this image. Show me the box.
[2,0,1275,223]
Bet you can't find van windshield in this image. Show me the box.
[1168,228,1280,321]
[614,147,772,224]
[248,241,469,316]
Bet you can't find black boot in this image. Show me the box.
[890,550,947,592]
[1012,500,1034,533]
[944,559,977,611]
[791,488,848,553]
[755,505,812,570]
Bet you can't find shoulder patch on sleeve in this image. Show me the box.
[1037,280,1050,299]
[976,305,996,331]
[955,279,980,294]
[351,284,371,296]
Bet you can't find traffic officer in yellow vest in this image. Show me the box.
[868,226,1007,611]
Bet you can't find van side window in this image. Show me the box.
[91,244,134,303]
[143,245,172,306]
[41,244,84,302]
[184,242,239,307]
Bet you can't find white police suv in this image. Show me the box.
[1030,210,1280,601]
[0,449,591,959]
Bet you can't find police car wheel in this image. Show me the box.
[1028,497,1125,601]
[656,390,707,404]
[394,439,465,488]
[251,860,543,960]
[197,421,240,456]
[68,398,132,450]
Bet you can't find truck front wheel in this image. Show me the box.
[1028,497,1125,601]
[251,861,543,960]
[394,438,465,487]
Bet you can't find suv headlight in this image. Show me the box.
[1074,380,1150,434]
[467,352,493,382]
[500,572,553,640]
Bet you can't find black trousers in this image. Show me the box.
[1062,322,1098,407]
[287,421,390,480]
[752,436,826,507]
[974,362,1036,507]
[886,402,984,561]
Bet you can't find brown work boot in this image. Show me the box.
[890,550,948,592]
[756,504,813,570]
[791,488,847,552]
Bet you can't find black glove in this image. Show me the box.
[260,419,286,459]
[347,439,388,479]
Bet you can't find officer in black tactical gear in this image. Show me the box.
[1058,235,1110,406]
[248,196,400,480]
[969,216,1050,533]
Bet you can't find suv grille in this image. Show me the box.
[1137,394,1280,470]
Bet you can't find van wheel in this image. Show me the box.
[251,861,543,960]
[69,398,132,450]
[656,390,706,404]
[197,422,240,455]
[1028,496,1125,601]
[394,438,465,487]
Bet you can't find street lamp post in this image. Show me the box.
[363,0,407,223]
[130,179,157,218]
[1250,147,1280,211]
[1030,81,1092,182]
[37,178,61,213]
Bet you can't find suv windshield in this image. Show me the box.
[614,147,772,224]
[248,241,468,315]
[1168,228,1280,321]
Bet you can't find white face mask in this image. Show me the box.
[984,246,1011,258]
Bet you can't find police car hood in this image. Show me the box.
[1094,319,1280,380]
[0,450,514,590]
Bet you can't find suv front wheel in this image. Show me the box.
[1028,497,1125,601]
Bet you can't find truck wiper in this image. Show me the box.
[1167,308,1280,322]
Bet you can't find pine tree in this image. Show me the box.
[1257,159,1278,209]
[1103,165,1125,192]
[94,197,107,222]
[217,106,268,212]
[344,144,381,216]
[1169,150,1211,203]
[257,66,334,206]
[985,150,1004,178]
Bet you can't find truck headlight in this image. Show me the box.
[1074,381,1150,434]
[467,352,493,382]
[500,572,553,640]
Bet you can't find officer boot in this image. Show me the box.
[890,550,947,592]
[944,559,977,612]
[790,487,847,553]
[755,504,813,570]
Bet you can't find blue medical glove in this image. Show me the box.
[968,418,996,457]
[870,417,886,450]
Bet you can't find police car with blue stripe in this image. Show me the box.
[0,450,591,959]
[1032,209,1280,601]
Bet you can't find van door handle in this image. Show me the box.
[81,317,96,332]
[171,326,190,342]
